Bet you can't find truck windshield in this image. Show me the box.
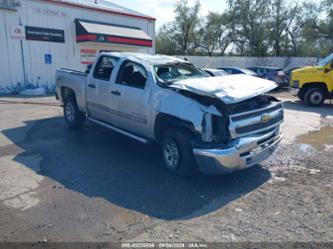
[317,53,333,67]
[153,63,208,83]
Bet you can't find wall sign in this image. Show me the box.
[25,26,65,43]
[44,54,52,64]
[81,49,97,65]
[33,7,67,17]
[0,0,18,11]
[10,25,25,39]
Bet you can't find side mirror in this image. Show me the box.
[85,64,92,74]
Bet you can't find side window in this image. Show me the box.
[117,61,147,89]
[93,56,118,81]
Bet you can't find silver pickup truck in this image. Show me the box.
[55,52,283,175]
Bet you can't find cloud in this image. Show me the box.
[136,0,175,28]
[145,0,210,28]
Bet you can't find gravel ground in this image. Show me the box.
[0,93,332,243]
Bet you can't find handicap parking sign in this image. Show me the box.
[45,54,52,64]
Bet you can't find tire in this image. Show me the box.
[304,88,325,107]
[298,90,305,102]
[63,97,86,128]
[161,128,198,176]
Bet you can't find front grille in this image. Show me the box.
[231,104,282,121]
[235,114,283,134]
[229,102,283,138]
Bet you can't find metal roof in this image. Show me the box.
[43,0,156,21]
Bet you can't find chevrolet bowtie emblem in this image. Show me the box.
[261,113,272,123]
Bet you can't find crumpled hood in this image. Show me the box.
[169,74,278,104]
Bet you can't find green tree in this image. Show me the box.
[156,24,179,55]
[155,0,202,55]
[269,0,299,56]
[300,0,333,56]
[195,13,219,55]
[173,0,202,55]
[227,0,271,56]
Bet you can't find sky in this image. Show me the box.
[108,0,228,29]
[107,0,305,30]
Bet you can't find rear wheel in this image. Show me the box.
[304,88,325,107]
[161,128,198,176]
[63,98,86,128]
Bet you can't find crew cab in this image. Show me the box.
[55,53,283,175]
[290,53,333,106]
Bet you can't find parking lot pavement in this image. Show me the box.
[0,95,332,242]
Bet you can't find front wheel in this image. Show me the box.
[161,128,198,176]
[304,88,326,107]
[63,98,86,128]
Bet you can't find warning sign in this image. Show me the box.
[81,49,97,65]
[10,25,25,39]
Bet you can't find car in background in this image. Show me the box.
[203,68,229,77]
[283,66,302,78]
[219,67,257,77]
[248,66,288,87]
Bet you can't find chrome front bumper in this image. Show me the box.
[193,128,282,174]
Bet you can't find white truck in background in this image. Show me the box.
[55,52,283,175]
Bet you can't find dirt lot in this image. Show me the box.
[0,92,332,243]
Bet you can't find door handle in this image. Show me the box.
[88,84,96,89]
[111,90,121,96]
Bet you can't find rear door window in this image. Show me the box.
[116,61,147,89]
[93,56,119,81]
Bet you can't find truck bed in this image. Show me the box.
[55,68,88,113]
[59,68,87,77]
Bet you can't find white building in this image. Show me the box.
[0,0,155,93]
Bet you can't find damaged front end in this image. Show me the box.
[152,63,283,174]
[175,90,283,174]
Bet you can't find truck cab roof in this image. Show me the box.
[99,52,188,66]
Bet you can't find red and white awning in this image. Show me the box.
[75,19,153,47]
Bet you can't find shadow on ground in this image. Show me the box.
[2,117,271,220]
[283,101,333,118]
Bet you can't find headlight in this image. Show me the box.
[201,113,213,143]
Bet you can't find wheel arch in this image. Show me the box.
[300,82,329,98]
[60,86,76,102]
[154,113,198,142]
